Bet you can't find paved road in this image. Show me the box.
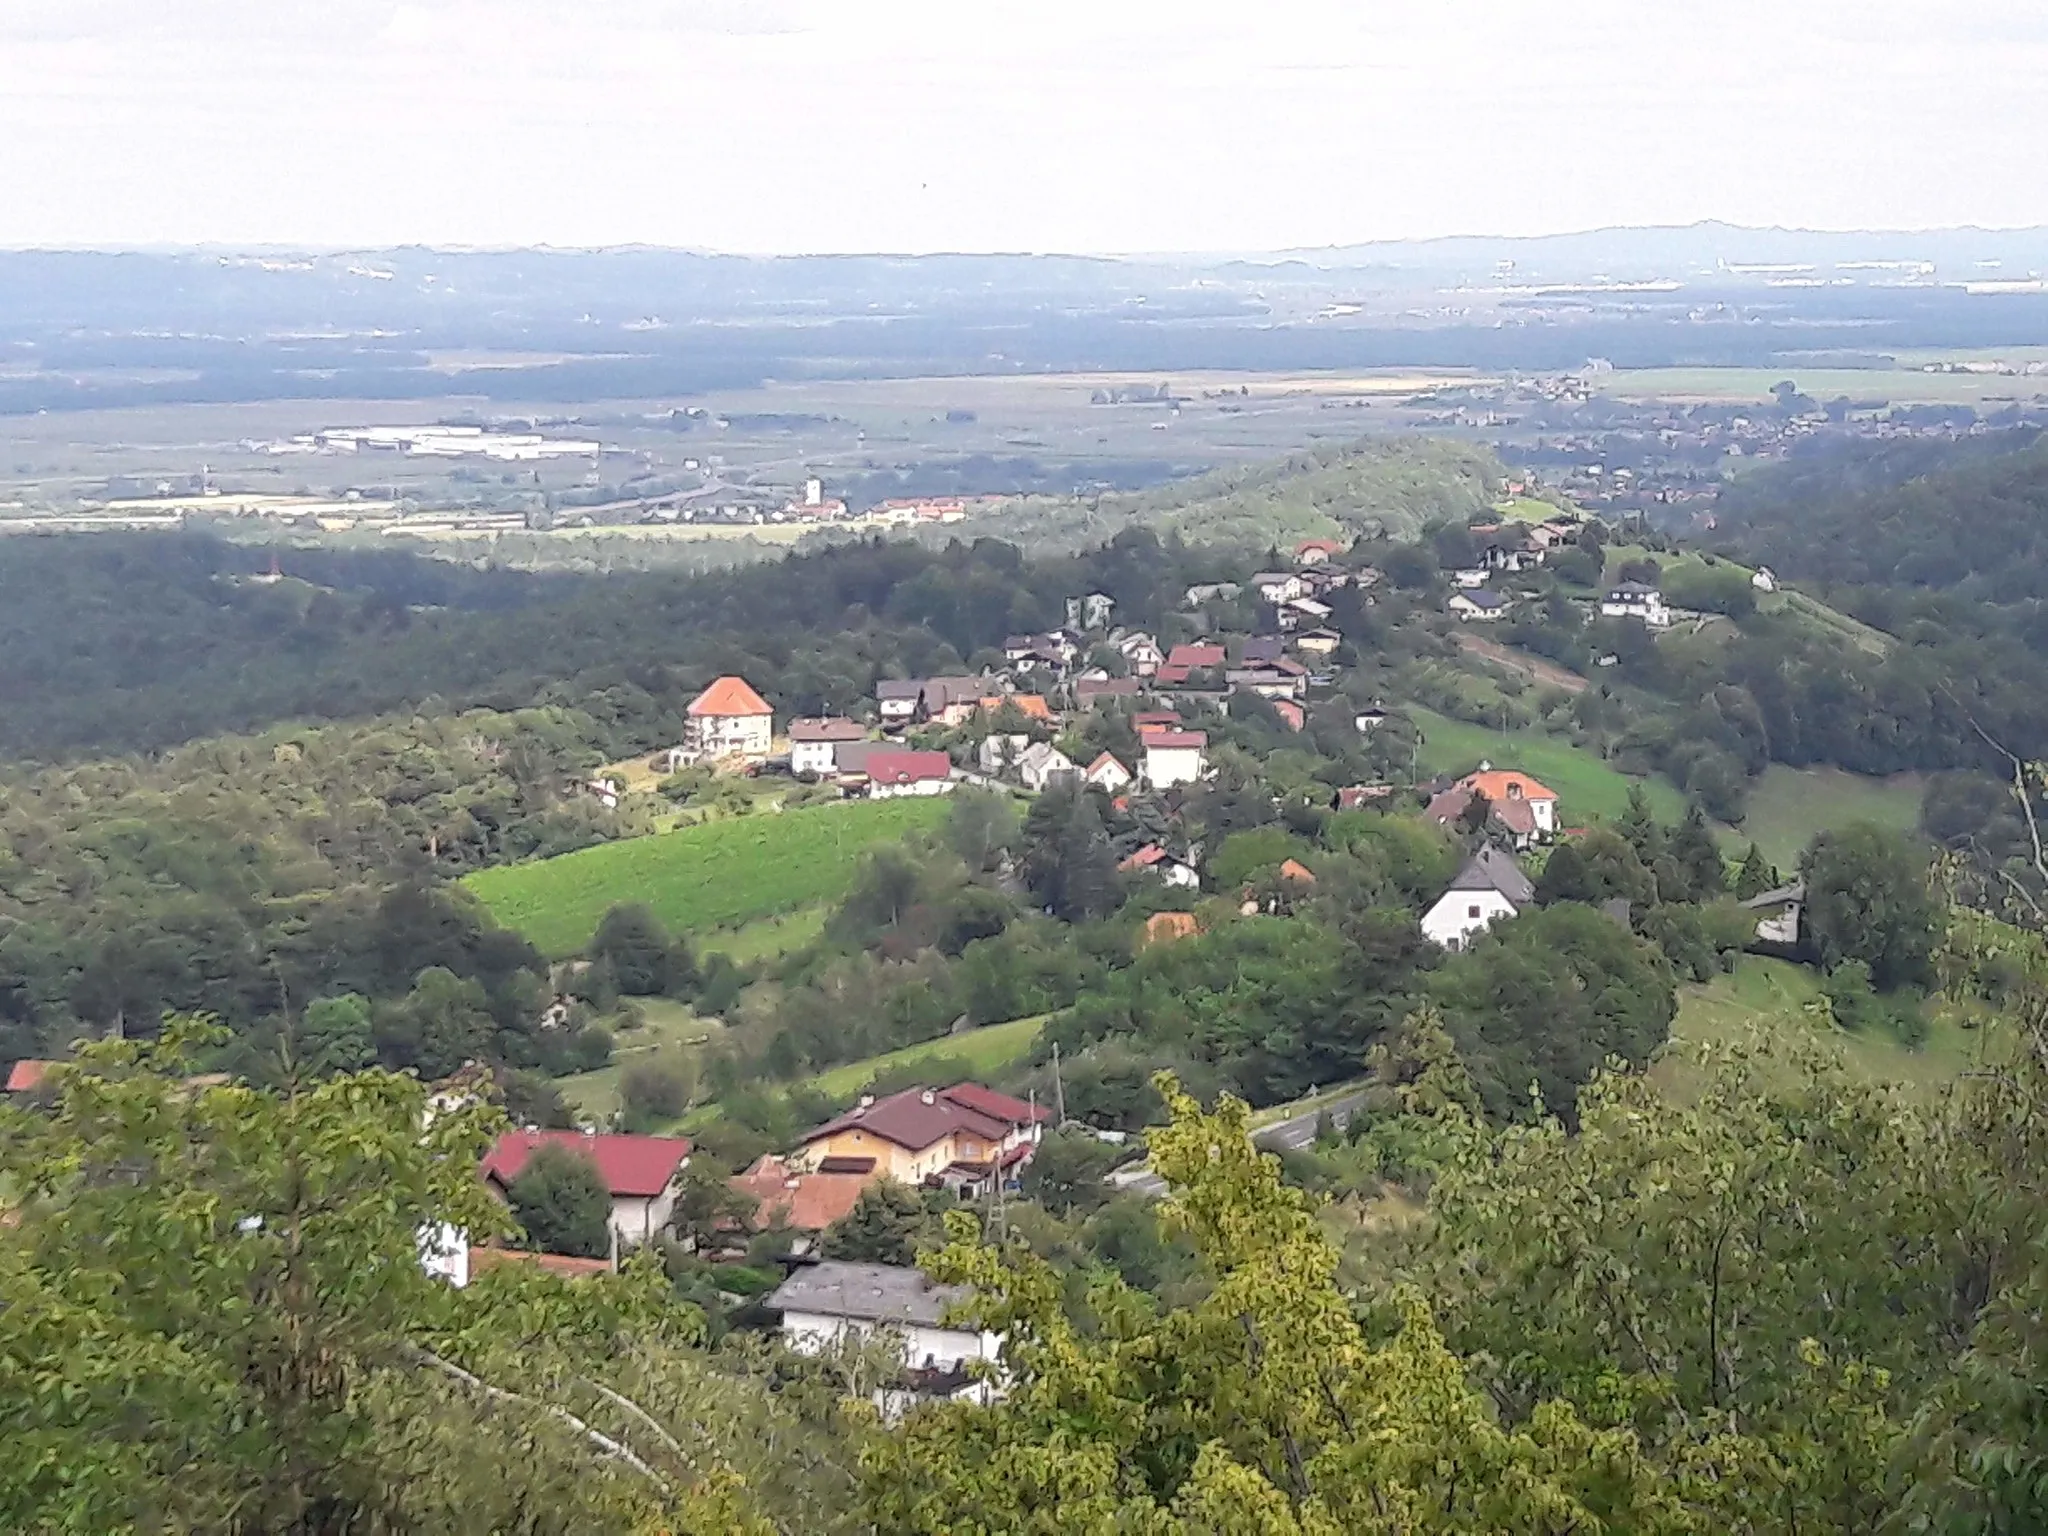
[1102,1089,1372,1199]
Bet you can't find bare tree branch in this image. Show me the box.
[410,1347,673,1494]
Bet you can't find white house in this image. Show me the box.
[876,680,925,726]
[1600,582,1672,629]
[1451,567,1491,589]
[767,1260,1003,1414]
[1116,632,1165,676]
[1250,571,1307,605]
[859,749,956,799]
[788,717,868,777]
[1421,847,1536,951]
[679,675,774,763]
[1751,566,1778,593]
[974,732,1034,776]
[1015,741,1076,792]
[1141,729,1208,789]
[1448,590,1507,622]
[1083,751,1133,793]
[1354,706,1389,732]
[479,1130,693,1249]
[1742,881,1805,949]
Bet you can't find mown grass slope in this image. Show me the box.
[1730,765,1924,869]
[465,797,951,956]
[1662,956,1981,1097]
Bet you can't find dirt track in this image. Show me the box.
[1453,632,1590,693]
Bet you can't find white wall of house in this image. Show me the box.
[1599,595,1672,628]
[610,1188,680,1247]
[1019,748,1075,791]
[1144,744,1206,788]
[1448,596,1505,621]
[791,739,842,776]
[685,713,773,760]
[780,1311,1001,1376]
[1085,759,1133,793]
[1422,890,1520,950]
[1161,862,1199,889]
[867,776,956,800]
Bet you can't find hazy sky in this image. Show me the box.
[3,0,2044,252]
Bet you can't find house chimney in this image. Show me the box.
[920,1089,937,1105]
[858,1094,875,1110]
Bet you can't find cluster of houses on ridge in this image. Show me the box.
[1442,512,1777,632]
[642,536,1392,806]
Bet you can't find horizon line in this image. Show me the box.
[3,218,2047,263]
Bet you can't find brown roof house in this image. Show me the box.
[795,1083,1048,1198]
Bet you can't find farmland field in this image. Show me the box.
[1408,706,1686,824]
[1598,366,2048,407]
[464,797,952,956]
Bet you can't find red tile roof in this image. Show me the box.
[1144,730,1208,750]
[1165,642,1226,669]
[937,1081,1049,1127]
[860,749,953,786]
[1459,770,1558,804]
[5,1059,54,1092]
[479,1131,692,1199]
[1272,700,1305,731]
[687,675,773,718]
[1131,711,1181,729]
[1119,843,1168,871]
[1086,751,1130,779]
[803,1082,1046,1155]
[731,1155,873,1232]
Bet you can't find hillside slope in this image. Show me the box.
[970,436,1503,551]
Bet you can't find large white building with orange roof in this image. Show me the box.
[681,675,774,763]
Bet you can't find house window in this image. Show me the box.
[1467,905,1482,919]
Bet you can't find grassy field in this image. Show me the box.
[1663,957,1983,1096]
[1409,707,1686,824]
[556,998,718,1123]
[806,1015,1048,1098]
[465,797,952,956]
[1492,497,1570,523]
[1730,765,1924,869]
[678,1014,1050,1132]
[701,906,830,964]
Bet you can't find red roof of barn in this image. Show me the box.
[479,1131,692,1199]
[687,676,773,718]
